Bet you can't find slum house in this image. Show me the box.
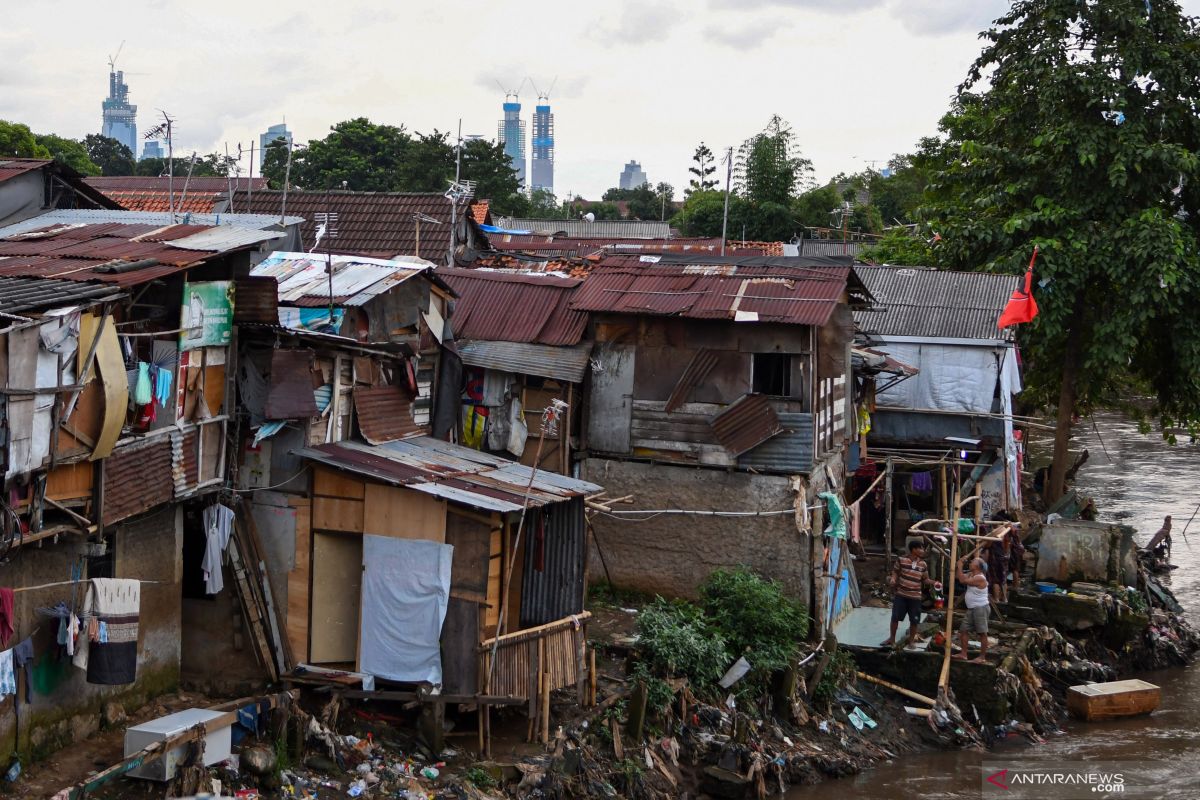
[0,158,120,228]
[0,205,300,759]
[438,267,590,475]
[491,217,673,240]
[571,253,870,629]
[85,176,268,214]
[226,190,492,265]
[852,265,1024,551]
[227,252,601,744]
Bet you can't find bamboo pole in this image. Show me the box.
[884,457,894,572]
[938,478,962,690]
[940,464,948,522]
[856,671,936,706]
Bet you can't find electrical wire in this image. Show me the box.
[227,464,311,493]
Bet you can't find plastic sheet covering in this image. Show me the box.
[873,342,1000,414]
[359,535,453,685]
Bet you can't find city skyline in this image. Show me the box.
[8,0,1200,198]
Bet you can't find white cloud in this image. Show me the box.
[589,1,679,45]
[888,0,1011,36]
[702,21,787,48]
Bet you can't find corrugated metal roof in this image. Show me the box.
[165,226,287,251]
[295,435,601,514]
[853,265,1019,341]
[0,159,49,184]
[265,349,318,419]
[494,217,672,240]
[439,267,587,346]
[569,255,856,327]
[709,394,783,456]
[0,275,123,314]
[232,276,279,325]
[737,412,815,474]
[353,385,424,444]
[0,209,302,237]
[665,349,718,413]
[251,251,436,308]
[489,236,734,258]
[458,340,593,383]
[229,190,482,261]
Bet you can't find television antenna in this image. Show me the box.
[313,211,339,322]
[144,111,176,219]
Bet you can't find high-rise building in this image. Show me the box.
[101,70,137,158]
[497,95,527,187]
[530,98,554,195]
[141,140,164,161]
[619,160,648,190]
[259,122,293,155]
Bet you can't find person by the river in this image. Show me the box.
[1146,515,1173,561]
[988,527,1025,603]
[954,556,990,663]
[882,540,935,647]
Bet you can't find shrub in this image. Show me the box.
[635,598,730,687]
[700,567,810,673]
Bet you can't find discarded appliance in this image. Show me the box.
[124,708,233,781]
[1066,678,1161,721]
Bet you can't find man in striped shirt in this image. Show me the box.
[882,540,934,647]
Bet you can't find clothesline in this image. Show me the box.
[15,579,163,595]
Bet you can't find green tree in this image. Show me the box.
[688,142,717,194]
[289,117,415,191]
[35,134,99,176]
[84,134,136,176]
[459,138,524,215]
[859,228,936,265]
[674,189,750,238]
[923,0,1200,501]
[792,184,841,231]
[0,120,50,158]
[735,115,812,206]
[261,136,291,189]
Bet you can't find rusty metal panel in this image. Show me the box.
[709,394,783,456]
[439,268,587,346]
[665,348,718,413]
[233,276,279,325]
[265,349,317,419]
[737,412,815,474]
[353,385,422,444]
[456,340,591,383]
[103,438,173,524]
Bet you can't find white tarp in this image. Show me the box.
[874,342,1001,414]
[359,535,453,685]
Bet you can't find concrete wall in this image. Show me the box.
[0,506,183,763]
[0,171,45,228]
[1035,520,1138,586]
[582,458,812,602]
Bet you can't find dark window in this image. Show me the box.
[752,353,791,396]
[181,506,215,600]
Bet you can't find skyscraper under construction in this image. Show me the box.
[102,70,137,158]
[530,97,554,195]
[498,94,527,187]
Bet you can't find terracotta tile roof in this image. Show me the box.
[95,189,227,214]
[439,267,588,345]
[469,200,491,225]
[228,190,483,262]
[86,176,266,192]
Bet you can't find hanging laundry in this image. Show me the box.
[154,366,173,409]
[0,649,14,699]
[73,578,140,685]
[134,362,153,406]
[818,491,847,539]
[0,587,13,647]
[202,504,236,595]
[910,472,934,493]
[12,638,33,705]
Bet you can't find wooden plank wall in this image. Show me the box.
[287,496,311,661]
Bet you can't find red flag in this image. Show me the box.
[997,247,1040,329]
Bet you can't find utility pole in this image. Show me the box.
[719,146,733,256]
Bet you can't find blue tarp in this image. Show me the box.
[479,224,533,235]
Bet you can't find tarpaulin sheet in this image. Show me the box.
[873,342,1000,414]
[359,535,452,685]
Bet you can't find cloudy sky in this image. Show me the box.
[3,0,1198,199]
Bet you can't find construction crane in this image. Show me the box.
[107,40,125,72]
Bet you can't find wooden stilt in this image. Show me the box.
[938,480,963,691]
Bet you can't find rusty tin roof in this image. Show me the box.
[439,267,587,346]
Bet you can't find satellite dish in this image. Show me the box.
[584,212,596,223]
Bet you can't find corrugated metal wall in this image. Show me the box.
[519,497,586,627]
[738,412,815,475]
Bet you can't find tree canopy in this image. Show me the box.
[0,121,50,159]
[84,134,135,176]
[922,0,1200,498]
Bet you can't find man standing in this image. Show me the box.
[955,556,990,663]
[882,540,934,647]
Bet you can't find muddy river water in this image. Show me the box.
[787,411,1200,799]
